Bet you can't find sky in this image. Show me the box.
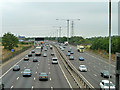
[1,0,119,38]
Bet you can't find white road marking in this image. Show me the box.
[17,77,19,80]
[11,86,13,88]
[21,71,23,73]
[0,57,24,79]
[50,78,51,81]
[34,77,36,80]
[27,63,28,65]
[94,74,97,77]
[36,72,37,74]
[49,67,50,69]
[37,67,38,69]
[48,64,50,65]
[49,72,50,74]
[58,61,72,89]
[85,53,115,67]
[24,67,26,68]
[51,87,53,90]
[38,64,39,65]
[32,86,34,89]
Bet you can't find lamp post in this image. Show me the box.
[56,19,80,42]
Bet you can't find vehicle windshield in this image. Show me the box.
[105,83,114,86]
[53,59,57,61]
[24,69,30,72]
[81,66,85,68]
[104,71,109,74]
[14,65,19,68]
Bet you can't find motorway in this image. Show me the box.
[1,45,71,89]
[58,44,116,88]
[1,41,118,89]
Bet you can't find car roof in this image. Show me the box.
[102,80,112,83]
[52,57,57,59]
[24,69,30,70]
[80,65,85,66]
[40,73,47,74]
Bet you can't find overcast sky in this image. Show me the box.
[1,0,119,38]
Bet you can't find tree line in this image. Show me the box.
[45,36,120,53]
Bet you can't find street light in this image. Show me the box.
[56,19,80,42]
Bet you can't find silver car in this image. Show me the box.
[23,69,32,77]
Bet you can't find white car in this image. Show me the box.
[100,80,115,90]
[79,65,87,72]
[61,48,64,51]
[52,57,58,64]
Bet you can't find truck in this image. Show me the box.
[64,41,68,46]
[77,45,84,53]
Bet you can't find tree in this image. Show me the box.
[2,32,18,50]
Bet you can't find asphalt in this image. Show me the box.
[60,44,116,88]
[2,45,70,89]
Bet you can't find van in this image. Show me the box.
[52,57,58,64]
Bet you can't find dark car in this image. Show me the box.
[23,69,32,77]
[33,58,38,62]
[68,49,71,52]
[39,73,48,81]
[31,50,35,53]
[66,53,70,56]
[28,53,32,57]
[13,65,20,71]
[69,56,74,60]
[100,70,112,78]
[24,56,29,61]
[0,82,4,90]
[35,52,41,56]
[79,57,84,61]
[70,51,74,54]
[51,53,54,56]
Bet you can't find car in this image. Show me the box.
[100,70,112,78]
[44,48,47,51]
[39,73,48,81]
[51,53,54,56]
[23,69,32,77]
[68,49,71,52]
[69,47,72,50]
[0,82,4,90]
[52,57,58,64]
[28,53,32,57]
[43,53,47,57]
[13,65,20,71]
[69,56,74,60]
[79,65,87,72]
[61,48,64,51]
[31,50,35,53]
[24,56,29,61]
[35,52,41,56]
[33,58,38,62]
[63,46,66,48]
[66,53,70,56]
[100,80,115,90]
[50,46,53,49]
[79,57,84,61]
[70,51,74,54]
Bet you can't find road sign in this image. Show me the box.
[11,49,14,52]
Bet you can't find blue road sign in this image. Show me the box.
[11,49,14,52]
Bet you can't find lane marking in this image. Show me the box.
[50,78,52,81]
[48,64,50,65]
[24,67,26,68]
[85,53,115,67]
[49,72,50,74]
[17,77,19,80]
[21,71,23,74]
[48,67,50,69]
[38,64,39,66]
[94,74,97,77]
[51,87,53,90]
[34,77,36,80]
[36,72,37,74]
[58,61,72,89]
[37,67,38,69]
[27,63,28,65]
[0,57,24,79]
[32,86,34,89]
[11,85,13,88]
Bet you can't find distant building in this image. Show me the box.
[18,35,25,42]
